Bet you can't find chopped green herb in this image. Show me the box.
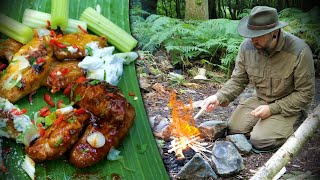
[137,144,148,154]
[75,94,82,102]
[85,46,93,56]
[16,81,23,88]
[68,116,76,123]
[54,137,64,147]
[1,69,6,76]
[45,112,56,126]
[44,43,49,48]
[29,57,36,65]
[103,70,106,81]
[80,148,89,153]
[70,84,78,99]
[89,80,100,85]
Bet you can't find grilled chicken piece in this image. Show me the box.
[0,38,23,61]
[43,60,85,93]
[53,32,107,60]
[26,109,91,162]
[68,81,135,168]
[69,80,130,122]
[0,35,53,103]
[69,104,135,168]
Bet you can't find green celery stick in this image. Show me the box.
[51,0,69,30]
[22,9,87,33]
[80,7,138,52]
[0,13,33,44]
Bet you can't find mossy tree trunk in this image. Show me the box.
[184,0,209,20]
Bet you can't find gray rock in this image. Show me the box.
[176,153,217,180]
[211,141,245,176]
[226,134,252,154]
[198,121,227,140]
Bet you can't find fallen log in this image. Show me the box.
[250,104,320,180]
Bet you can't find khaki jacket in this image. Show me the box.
[216,30,315,116]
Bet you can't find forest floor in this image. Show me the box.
[137,51,320,179]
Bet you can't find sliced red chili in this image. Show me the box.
[29,90,36,104]
[46,20,51,27]
[57,99,65,109]
[0,64,6,70]
[10,108,27,115]
[36,57,46,64]
[54,40,67,48]
[78,25,88,34]
[53,115,64,126]
[128,92,135,96]
[72,44,79,49]
[61,68,70,76]
[63,83,73,95]
[50,30,56,37]
[107,93,115,97]
[44,93,55,107]
[38,124,45,137]
[39,106,50,117]
[76,76,86,84]
[31,119,35,125]
[74,108,86,115]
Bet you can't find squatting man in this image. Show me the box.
[201,6,315,150]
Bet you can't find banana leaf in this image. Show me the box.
[0,0,169,179]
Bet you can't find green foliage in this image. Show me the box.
[279,7,320,53]
[131,14,243,73]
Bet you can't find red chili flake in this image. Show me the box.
[128,92,135,96]
[53,115,64,126]
[76,76,86,84]
[46,20,51,27]
[39,106,50,117]
[78,25,88,34]
[0,63,6,70]
[10,108,27,115]
[29,90,37,104]
[36,57,46,64]
[72,44,79,49]
[1,162,6,173]
[63,83,73,95]
[74,108,86,115]
[38,124,45,137]
[57,99,65,109]
[107,93,115,97]
[50,30,56,37]
[44,93,55,107]
[61,68,69,76]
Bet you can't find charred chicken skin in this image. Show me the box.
[53,32,107,60]
[68,80,136,168]
[26,109,91,162]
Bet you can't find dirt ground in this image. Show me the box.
[138,55,320,179]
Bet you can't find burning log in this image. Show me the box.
[250,104,320,180]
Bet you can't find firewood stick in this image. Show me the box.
[194,106,206,119]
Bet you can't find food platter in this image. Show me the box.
[0,0,169,179]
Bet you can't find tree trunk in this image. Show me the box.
[250,104,320,180]
[141,0,157,18]
[208,0,217,19]
[184,0,209,20]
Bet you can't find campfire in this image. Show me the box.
[168,91,211,160]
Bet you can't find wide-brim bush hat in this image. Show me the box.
[238,6,288,38]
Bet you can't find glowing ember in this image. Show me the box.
[168,91,210,158]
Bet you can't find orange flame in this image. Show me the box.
[168,91,200,138]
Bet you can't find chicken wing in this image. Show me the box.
[43,60,85,93]
[53,32,107,60]
[26,109,90,162]
[0,35,53,103]
[68,80,135,168]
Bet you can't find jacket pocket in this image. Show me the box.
[246,67,267,94]
[271,72,294,96]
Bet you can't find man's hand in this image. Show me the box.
[251,105,271,119]
[202,95,220,112]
